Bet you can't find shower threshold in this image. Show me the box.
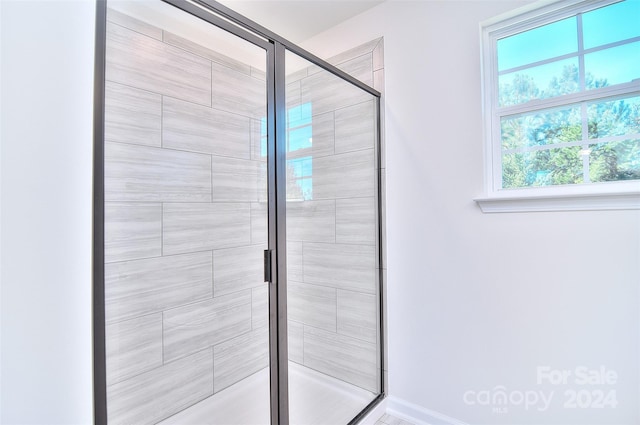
[158,361,375,425]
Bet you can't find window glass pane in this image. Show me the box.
[588,95,640,139]
[585,41,640,88]
[501,105,582,150]
[583,0,640,49]
[502,146,583,188]
[497,17,577,71]
[589,139,640,181]
[499,58,578,107]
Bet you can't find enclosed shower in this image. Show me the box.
[94,1,384,424]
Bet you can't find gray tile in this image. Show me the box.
[105,81,161,147]
[372,39,384,71]
[105,142,211,202]
[251,286,269,329]
[336,54,374,87]
[107,8,162,40]
[251,202,268,245]
[162,31,251,76]
[305,63,323,77]
[106,313,163,386]
[288,282,337,332]
[163,203,251,255]
[163,96,251,159]
[287,241,303,282]
[105,252,212,323]
[337,289,377,344]
[258,162,268,203]
[107,349,213,425]
[250,118,267,161]
[106,22,211,106]
[374,69,385,93]
[336,197,376,245]
[211,61,266,118]
[381,169,387,269]
[286,80,302,113]
[211,156,261,202]
[286,200,335,243]
[303,326,378,393]
[327,39,380,68]
[105,202,162,263]
[313,149,376,200]
[213,244,265,297]
[310,111,335,157]
[335,100,376,154]
[300,69,370,116]
[286,67,307,83]
[163,290,251,362]
[303,242,376,294]
[251,67,266,81]
[288,320,304,364]
[382,268,388,374]
[213,326,268,392]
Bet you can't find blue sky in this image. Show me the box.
[497,0,639,104]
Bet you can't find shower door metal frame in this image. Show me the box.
[92,0,384,423]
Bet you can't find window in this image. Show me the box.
[479,0,640,211]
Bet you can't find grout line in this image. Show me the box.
[161,311,165,365]
[211,250,215,298]
[333,199,337,244]
[210,154,214,202]
[161,95,164,148]
[107,19,162,43]
[334,287,338,333]
[211,345,216,395]
[161,203,164,257]
[104,78,164,99]
[211,60,213,108]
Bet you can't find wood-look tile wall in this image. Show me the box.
[104,9,268,424]
[285,39,385,394]
[104,6,385,422]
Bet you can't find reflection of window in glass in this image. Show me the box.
[287,104,314,200]
[261,103,314,200]
[483,0,640,192]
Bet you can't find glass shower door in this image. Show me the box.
[284,51,382,424]
[102,1,270,423]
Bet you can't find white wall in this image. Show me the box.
[302,1,640,424]
[1,1,95,423]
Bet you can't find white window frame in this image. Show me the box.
[476,0,640,213]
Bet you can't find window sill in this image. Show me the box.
[474,191,640,213]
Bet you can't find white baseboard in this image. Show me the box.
[386,396,468,425]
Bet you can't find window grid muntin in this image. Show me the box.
[497,35,640,78]
[498,91,640,187]
[488,0,640,191]
[495,7,640,110]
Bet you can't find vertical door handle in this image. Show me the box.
[264,249,272,283]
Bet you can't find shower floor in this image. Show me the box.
[158,361,375,425]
